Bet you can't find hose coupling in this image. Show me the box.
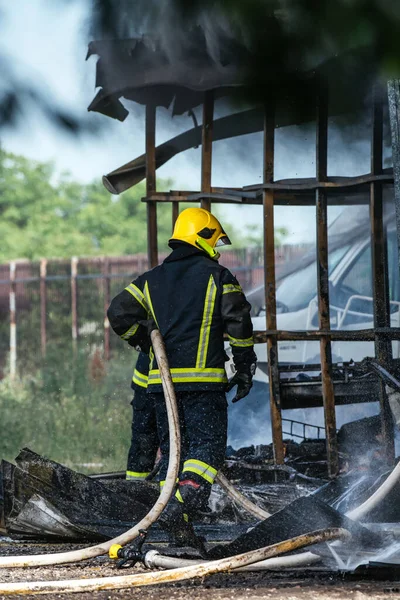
[109,529,148,568]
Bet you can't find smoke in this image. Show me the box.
[328,535,400,572]
[227,381,383,450]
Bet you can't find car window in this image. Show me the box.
[333,230,399,323]
[339,245,372,299]
[273,245,350,313]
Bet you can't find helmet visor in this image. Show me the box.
[216,234,232,247]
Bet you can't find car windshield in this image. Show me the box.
[274,245,351,313]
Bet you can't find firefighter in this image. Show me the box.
[108,207,257,550]
[126,352,159,482]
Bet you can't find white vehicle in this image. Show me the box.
[244,204,400,383]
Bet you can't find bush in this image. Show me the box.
[0,343,137,473]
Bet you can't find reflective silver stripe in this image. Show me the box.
[222,284,242,294]
[227,334,254,348]
[121,323,139,340]
[196,275,217,368]
[125,283,149,313]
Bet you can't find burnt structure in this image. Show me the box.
[87,37,400,478]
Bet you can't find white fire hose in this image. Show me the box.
[0,528,349,596]
[0,327,399,594]
[0,330,181,568]
[215,471,271,520]
[143,548,320,571]
[346,460,400,520]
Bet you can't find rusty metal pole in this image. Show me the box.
[371,91,395,464]
[263,101,284,464]
[201,91,214,212]
[146,105,158,268]
[71,257,78,350]
[316,84,339,477]
[40,259,47,358]
[103,257,111,361]
[9,262,16,380]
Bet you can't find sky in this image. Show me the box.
[0,0,376,244]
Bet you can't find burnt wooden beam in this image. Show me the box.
[40,259,47,358]
[316,83,338,478]
[201,91,214,211]
[103,258,111,361]
[172,201,179,231]
[146,105,158,268]
[252,328,400,343]
[263,100,284,465]
[371,90,395,464]
[245,173,393,191]
[388,80,400,267]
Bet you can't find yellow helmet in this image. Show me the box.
[170,208,231,259]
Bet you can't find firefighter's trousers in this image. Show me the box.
[150,389,228,516]
[126,388,159,480]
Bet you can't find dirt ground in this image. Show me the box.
[1,558,400,599]
[1,539,400,599]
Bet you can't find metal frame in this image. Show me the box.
[143,85,399,475]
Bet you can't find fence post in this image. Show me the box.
[40,259,47,357]
[71,257,79,349]
[9,262,17,380]
[103,257,111,361]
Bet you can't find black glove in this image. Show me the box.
[127,319,157,354]
[226,363,256,403]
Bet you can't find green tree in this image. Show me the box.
[0,148,175,262]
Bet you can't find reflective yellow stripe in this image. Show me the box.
[222,284,242,294]
[149,347,155,372]
[227,334,254,348]
[126,471,150,480]
[132,369,148,388]
[148,367,227,385]
[159,479,179,489]
[121,323,139,341]
[196,275,217,368]
[182,459,218,485]
[175,489,184,503]
[144,281,159,328]
[125,283,149,313]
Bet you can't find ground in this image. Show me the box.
[0,540,400,599]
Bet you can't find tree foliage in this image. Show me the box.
[0,149,273,263]
[0,148,176,262]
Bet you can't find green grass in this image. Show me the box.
[0,344,137,474]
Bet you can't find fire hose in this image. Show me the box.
[215,471,271,520]
[0,528,349,596]
[143,548,320,571]
[0,329,181,568]
[0,328,399,593]
[346,460,400,520]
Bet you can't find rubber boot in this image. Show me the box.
[158,499,207,556]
